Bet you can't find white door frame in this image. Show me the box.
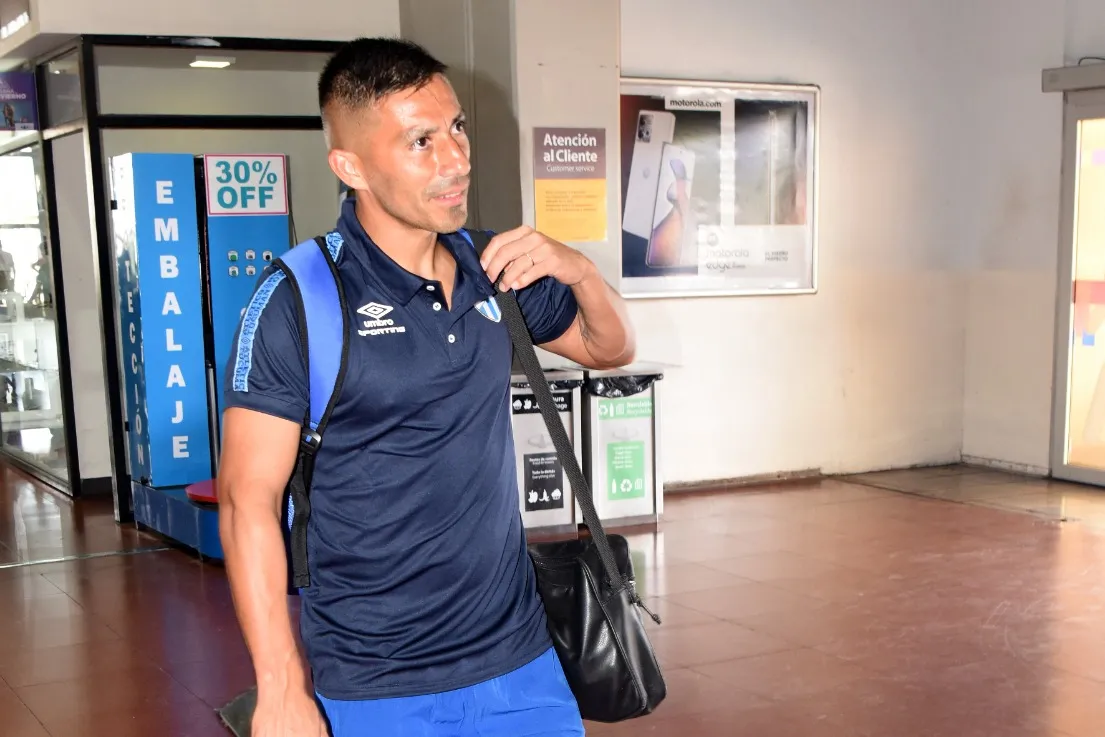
[1048,73,1105,484]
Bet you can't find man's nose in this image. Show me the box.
[438,136,471,177]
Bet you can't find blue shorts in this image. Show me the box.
[316,647,585,736]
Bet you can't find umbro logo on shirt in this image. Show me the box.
[358,302,394,320]
[357,302,406,337]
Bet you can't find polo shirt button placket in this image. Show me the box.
[426,282,444,313]
[423,280,460,354]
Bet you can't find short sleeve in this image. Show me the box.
[222,266,309,425]
[515,274,579,346]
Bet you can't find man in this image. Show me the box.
[217,37,635,737]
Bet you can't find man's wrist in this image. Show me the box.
[255,651,308,695]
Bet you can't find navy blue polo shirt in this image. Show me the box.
[223,198,579,699]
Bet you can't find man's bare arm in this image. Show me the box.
[218,406,306,697]
[540,272,635,370]
[478,226,636,369]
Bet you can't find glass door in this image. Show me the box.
[1053,99,1105,483]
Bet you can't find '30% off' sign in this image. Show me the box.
[203,154,289,216]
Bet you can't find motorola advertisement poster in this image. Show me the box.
[618,78,819,299]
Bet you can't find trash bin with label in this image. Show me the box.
[509,369,585,532]
[579,363,666,527]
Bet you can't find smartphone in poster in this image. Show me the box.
[618,78,819,299]
[619,93,719,282]
[622,111,675,240]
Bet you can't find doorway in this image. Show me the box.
[1052,84,1105,484]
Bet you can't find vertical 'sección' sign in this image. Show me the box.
[113,153,212,488]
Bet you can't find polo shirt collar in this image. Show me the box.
[335,197,496,307]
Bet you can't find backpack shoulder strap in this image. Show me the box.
[271,232,350,589]
[275,232,349,440]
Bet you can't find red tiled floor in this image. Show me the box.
[647,619,794,669]
[0,680,50,737]
[42,697,230,737]
[664,579,828,621]
[0,638,164,689]
[4,462,1105,735]
[698,549,849,582]
[693,647,870,701]
[14,668,200,731]
[636,560,750,597]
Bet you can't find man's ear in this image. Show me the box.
[328,148,368,192]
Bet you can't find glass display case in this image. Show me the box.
[0,144,68,482]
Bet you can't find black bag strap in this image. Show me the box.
[461,229,659,623]
[273,233,351,590]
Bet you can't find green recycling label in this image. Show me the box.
[598,397,652,421]
[607,441,646,501]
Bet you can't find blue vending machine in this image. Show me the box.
[112,152,293,558]
[199,154,294,446]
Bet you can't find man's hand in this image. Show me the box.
[479,225,598,292]
[252,685,329,737]
[478,225,635,369]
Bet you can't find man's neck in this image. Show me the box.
[354,197,442,279]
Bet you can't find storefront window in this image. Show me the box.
[0,145,68,481]
[43,50,83,127]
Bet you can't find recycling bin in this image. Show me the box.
[510,369,585,532]
[579,363,666,527]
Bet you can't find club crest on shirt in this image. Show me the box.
[475,296,502,323]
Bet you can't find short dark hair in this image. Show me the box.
[318,37,447,114]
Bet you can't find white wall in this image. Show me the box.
[961,0,1105,474]
[1066,0,1105,65]
[622,0,1068,484]
[960,1,1066,474]
[52,131,114,480]
[33,0,399,40]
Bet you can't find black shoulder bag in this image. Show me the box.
[478,233,667,723]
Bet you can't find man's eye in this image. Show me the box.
[413,137,429,150]
[454,120,467,134]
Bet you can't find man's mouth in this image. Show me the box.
[432,187,468,204]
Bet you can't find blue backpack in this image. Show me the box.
[272,228,491,590]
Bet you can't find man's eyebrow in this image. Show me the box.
[404,124,437,142]
[403,112,467,142]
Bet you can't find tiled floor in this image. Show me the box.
[4,463,1105,735]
